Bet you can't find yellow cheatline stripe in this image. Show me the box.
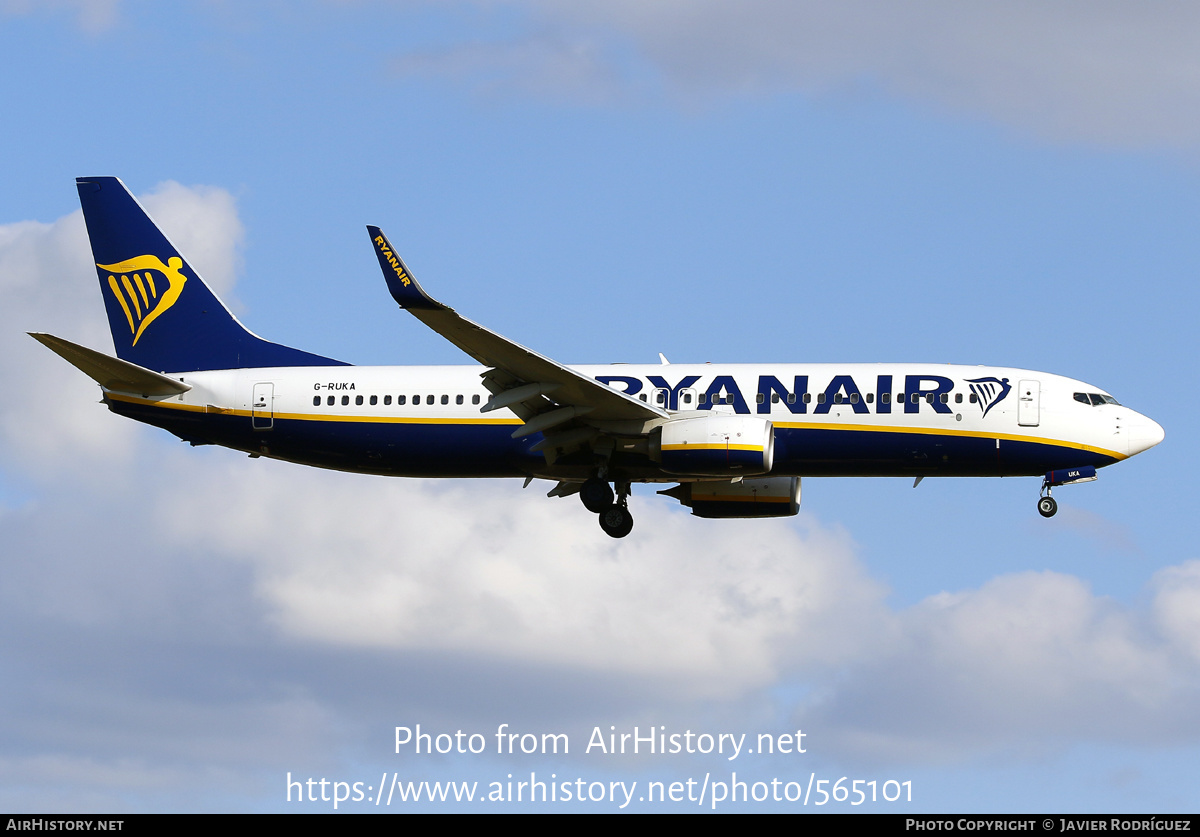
[772,420,1127,461]
[662,443,764,452]
[105,393,522,425]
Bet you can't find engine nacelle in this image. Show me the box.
[651,415,775,476]
[659,477,801,518]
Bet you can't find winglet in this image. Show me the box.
[366,226,445,311]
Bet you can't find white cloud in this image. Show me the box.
[1150,561,1200,663]
[156,459,884,699]
[403,1,1200,148]
[0,0,120,34]
[806,568,1200,764]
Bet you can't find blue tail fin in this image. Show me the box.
[77,177,347,373]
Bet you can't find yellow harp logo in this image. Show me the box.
[98,255,188,346]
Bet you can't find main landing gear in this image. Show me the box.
[581,476,633,538]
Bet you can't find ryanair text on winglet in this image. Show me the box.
[375,236,411,288]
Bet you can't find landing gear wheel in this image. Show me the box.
[1037,495,1058,518]
[599,504,634,538]
[580,478,614,513]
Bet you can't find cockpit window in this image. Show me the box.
[1075,392,1122,407]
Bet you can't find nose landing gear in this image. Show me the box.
[1037,466,1097,518]
[1037,493,1058,518]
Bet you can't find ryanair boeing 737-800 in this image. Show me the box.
[32,177,1164,537]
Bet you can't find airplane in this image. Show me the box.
[32,176,1164,538]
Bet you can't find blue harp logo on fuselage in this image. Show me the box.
[98,255,188,346]
[965,376,1012,418]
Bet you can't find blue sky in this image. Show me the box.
[1,0,1198,812]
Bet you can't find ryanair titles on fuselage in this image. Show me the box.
[593,372,1010,417]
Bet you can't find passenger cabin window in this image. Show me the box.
[441,394,449,405]
[817,393,826,404]
[426,395,434,405]
[370,395,378,406]
[342,395,349,406]
[698,394,707,404]
[356,395,364,406]
[313,396,320,406]
[882,393,890,404]
[787,393,796,404]
[397,395,406,405]
[757,394,766,404]
[682,393,693,405]
[866,393,874,404]
[456,394,464,405]
[970,393,978,403]
[472,394,481,405]
[955,393,962,403]
[771,393,780,403]
[850,393,860,404]
[327,395,335,406]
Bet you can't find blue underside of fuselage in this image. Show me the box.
[111,399,1119,480]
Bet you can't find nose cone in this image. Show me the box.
[1127,415,1165,456]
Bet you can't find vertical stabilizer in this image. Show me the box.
[77,177,347,372]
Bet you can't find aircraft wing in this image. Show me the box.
[367,226,666,426]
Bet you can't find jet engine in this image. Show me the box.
[650,415,774,476]
[659,477,801,518]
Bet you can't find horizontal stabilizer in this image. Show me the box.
[29,332,191,396]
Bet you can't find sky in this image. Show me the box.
[1,0,1198,813]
